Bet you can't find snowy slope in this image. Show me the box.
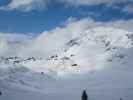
[0,26,133,100]
[19,26,133,76]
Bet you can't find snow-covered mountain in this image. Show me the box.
[0,26,133,100]
[3,26,132,74]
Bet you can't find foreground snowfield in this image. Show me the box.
[0,26,133,100]
[0,63,133,100]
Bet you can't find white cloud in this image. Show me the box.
[0,0,133,13]
[101,19,133,32]
[0,33,33,56]
[22,18,97,57]
[1,17,133,57]
[59,0,133,14]
[122,4,133,13]
[59,0,112,6]
[0,0,48,12]
[58,0,131,6]
[20,18,133,57]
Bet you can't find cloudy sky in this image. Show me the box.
[0,0,133,34]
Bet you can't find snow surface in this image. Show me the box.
[0,26,133,100]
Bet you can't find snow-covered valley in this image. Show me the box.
[0,26,133,100]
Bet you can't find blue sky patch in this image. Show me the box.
[0,0,133,34]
